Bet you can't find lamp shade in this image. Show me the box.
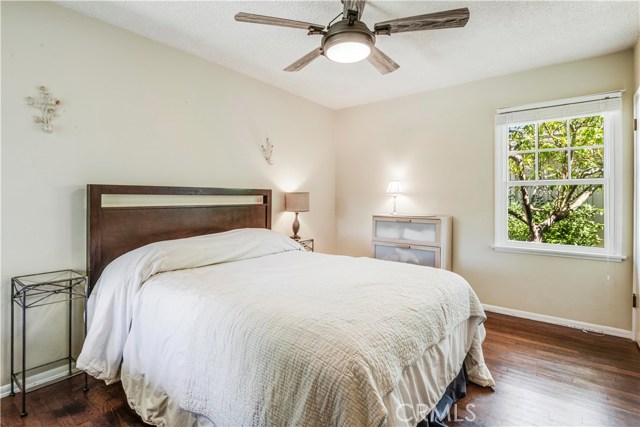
[285,192,310,212]
[385,181,402,195]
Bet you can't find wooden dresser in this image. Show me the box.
[372,214,452,270]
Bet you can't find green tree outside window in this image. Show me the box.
[507,115,604,246]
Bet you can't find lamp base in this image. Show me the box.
[291,212,301,240]
[390,195,398,215]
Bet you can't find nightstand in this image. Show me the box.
[372,215,452,270]
[10,269,89,417]
[297,238,314,252]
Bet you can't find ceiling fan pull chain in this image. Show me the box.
[326,11,343,30]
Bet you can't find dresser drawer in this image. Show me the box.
[373,243,441,268]
[373,216,440,245]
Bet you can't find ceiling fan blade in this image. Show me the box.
[367,46,399,75]
[235,12,324,32]
[374,7,469,35]
[284,48,323,72]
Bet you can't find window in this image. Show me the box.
[494,92,624,261]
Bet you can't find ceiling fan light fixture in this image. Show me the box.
[322,20,375,64]
[325,35,372,63]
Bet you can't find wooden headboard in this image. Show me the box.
[87,184,272,291]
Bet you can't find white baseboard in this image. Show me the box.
[483,304,633,340]
[0,365,77,398]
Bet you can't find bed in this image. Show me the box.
[77,184,494,427]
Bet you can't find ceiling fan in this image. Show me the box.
[234,0,469,75]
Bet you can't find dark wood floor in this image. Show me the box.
[2,312,639,426]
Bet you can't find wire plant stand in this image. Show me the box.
[10,269,89,417]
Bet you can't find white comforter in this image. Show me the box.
[78,228,493,427]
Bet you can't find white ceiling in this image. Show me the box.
[58,0,639,110]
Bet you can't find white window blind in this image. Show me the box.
[496,92,622,125]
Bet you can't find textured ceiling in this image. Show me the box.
[57,1,639,110]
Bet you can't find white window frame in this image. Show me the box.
[493,91,625,262]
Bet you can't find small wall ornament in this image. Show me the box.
[26,86,61,133]
[261,137,274,165]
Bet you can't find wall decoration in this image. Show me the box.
[261,137,274,165]
[26,86,61,133]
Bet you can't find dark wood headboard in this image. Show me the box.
[87,184,272,291]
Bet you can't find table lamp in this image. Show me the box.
[285,192,309,240]
[386,181,402,215]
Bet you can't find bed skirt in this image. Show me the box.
[418,366,468,427]
[121,318,488,427]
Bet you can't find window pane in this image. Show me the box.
[571,148,604,179]
[507,185,604,247]
[508,153,535,181]
[538,150,568,180]
[570,115,604,147]
[508,124,535,151]
[538,120,567,149]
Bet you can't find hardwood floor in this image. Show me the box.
[454,314,640,426]
[1,312,639,426]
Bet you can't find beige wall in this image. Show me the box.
[335,50,635,331]
[1,1,335,385]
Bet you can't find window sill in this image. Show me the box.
[491,244,626,262]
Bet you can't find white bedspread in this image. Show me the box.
[77,228,493,427]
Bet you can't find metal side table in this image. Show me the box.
[297,238,314,252]
[10,269,89,417]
